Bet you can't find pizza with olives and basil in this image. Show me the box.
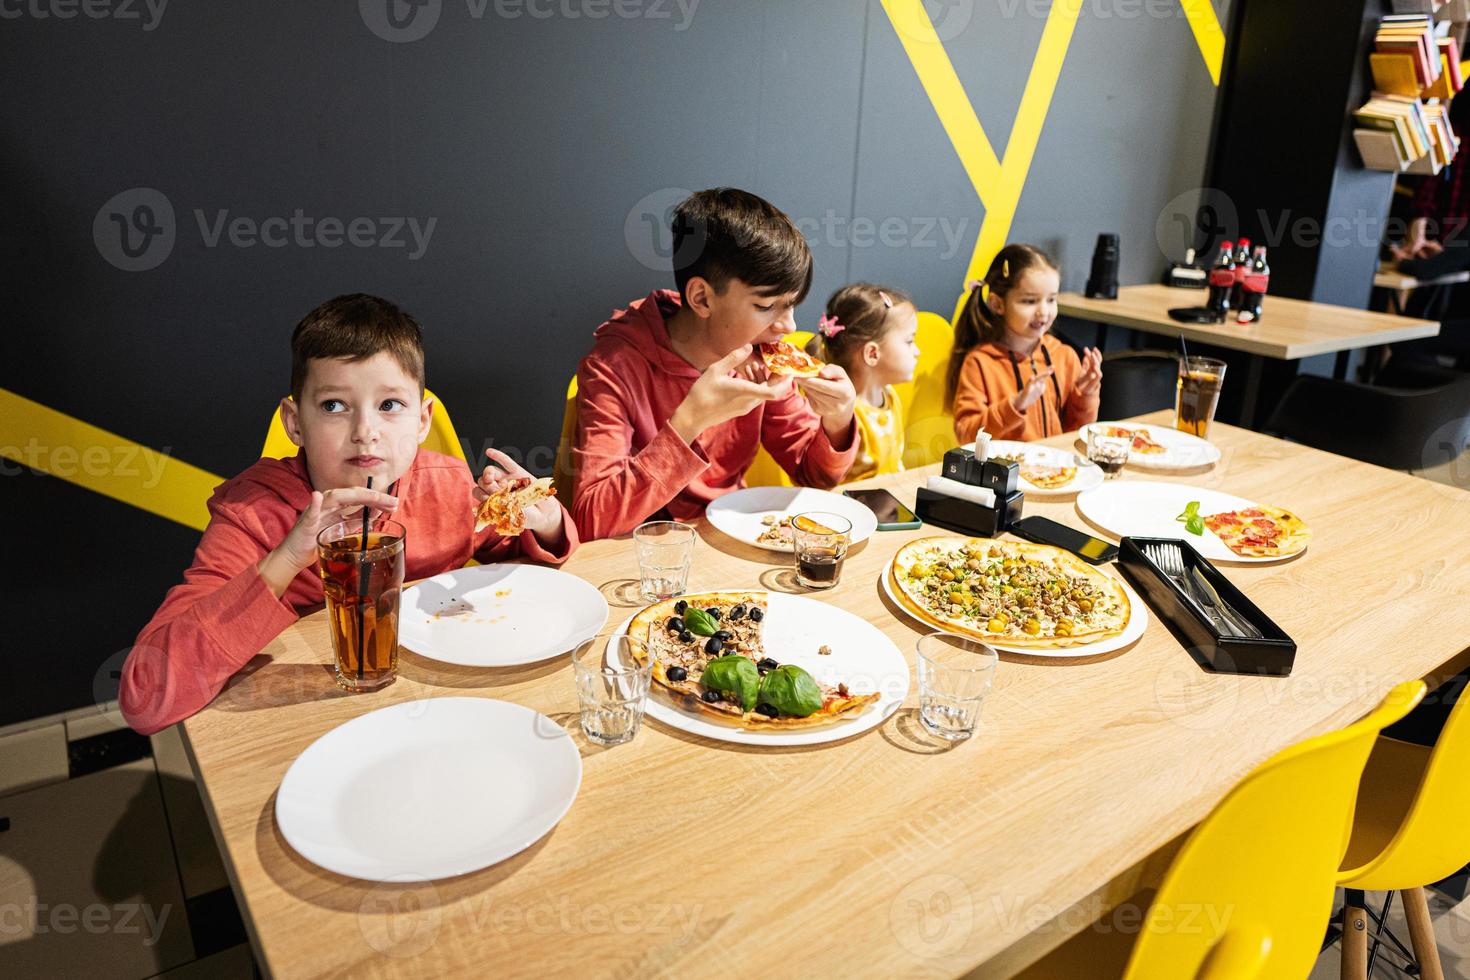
[889,537,1130,649]
[758,341,824,378]
[628,591,879,729]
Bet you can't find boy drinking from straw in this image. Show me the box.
[120,294,575,734]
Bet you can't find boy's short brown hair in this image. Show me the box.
[290,294,426,401]
[670,188,813,304]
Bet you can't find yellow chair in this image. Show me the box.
[554,375,579,500]
[260,388,467,464]
[894,309,956,468]
[1017,681,1426,980]
[1337,684,1470,978]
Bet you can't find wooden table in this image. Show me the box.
[1058,284,1439,425]
[180,412,1470,979]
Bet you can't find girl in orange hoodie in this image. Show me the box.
[948,244,1102,444]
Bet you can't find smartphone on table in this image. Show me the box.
[1009,515,1118,564]
[843,488,922,531]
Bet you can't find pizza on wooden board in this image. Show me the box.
[889,537,1130,648]
[628,591,879,729]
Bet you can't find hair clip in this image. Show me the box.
[965,278,984,292]
[878,290,894,309]
[1002,259,1010,278]
[817,313,845,338]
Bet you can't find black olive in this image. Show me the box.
[748,607,765,622]
[757,657,779,673]
[665,666,688,682]
[704,607,721,621]
[667,617,684,633]
[701,690,721,703]
[679,630,693,643]
[729,604,746,620]
[674,599,688,614]
[713,630,732,642]
[754,702,780,717]
[704,637,722,655]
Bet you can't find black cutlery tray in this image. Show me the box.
[914,488,1024,538]
[1117,536,1296,676]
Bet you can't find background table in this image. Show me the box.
[1058,285,1439,425]
[180,413,1470,978]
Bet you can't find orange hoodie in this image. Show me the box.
[119,449,576,735]
[951,335,1099,444]
[572,290,858,540]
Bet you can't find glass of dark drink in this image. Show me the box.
[1175,356,1227,439]
[792,511,851,590]
[317,518,406,693]
[1085,429,1130,479]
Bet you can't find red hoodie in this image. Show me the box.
[571,290,858,540]
[119,449,576,735]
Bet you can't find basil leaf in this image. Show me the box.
[757,665,824,718]
[1175,501,1202,524]
[1185,514,1205,536]
[701,655,759,711]
[682,607,716,636]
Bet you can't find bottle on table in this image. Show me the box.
[1235,246,1270,324]
[1228,237,1252,311]
[1206,240,1236,320]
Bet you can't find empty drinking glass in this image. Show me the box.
[572,635,653,746]
[916,632,998,741]
[633,521,696,602]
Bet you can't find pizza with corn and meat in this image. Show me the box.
[628,591,879,728]
[889,537,1130,648]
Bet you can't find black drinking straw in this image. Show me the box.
[357,476,372,681]
[1179,334,1191,364]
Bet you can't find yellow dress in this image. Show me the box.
[848,385,905,482]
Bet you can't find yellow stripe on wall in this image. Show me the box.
[1179,0,1225,86]
[0,388,222,531]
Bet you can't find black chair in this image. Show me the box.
[1096,351,1179,420]
[1263,362,1470,471]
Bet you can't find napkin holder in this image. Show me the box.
[1117,536,1296,676]
[919,453,1024,537]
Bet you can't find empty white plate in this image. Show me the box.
[705,486,879,552]
[398,564,608,667]
[275,697,581,881]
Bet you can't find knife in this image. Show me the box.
[1187,566,1261,639]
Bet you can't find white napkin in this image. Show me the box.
[925,476,997,508]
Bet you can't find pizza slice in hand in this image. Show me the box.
[474,476,555,535]
[759,341,824,378]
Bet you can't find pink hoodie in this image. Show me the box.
[571,290,858,540]
[119,449,576,735]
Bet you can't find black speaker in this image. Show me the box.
[1085,232,1119,299]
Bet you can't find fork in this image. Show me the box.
[1147,543,1241,638]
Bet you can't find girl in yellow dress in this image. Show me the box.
[807,284,920,482]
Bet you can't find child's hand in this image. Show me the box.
[670,345,791,443]
[798,365,858,439]
[1075,347,1103,397]
[1010,368,1055,413]
[476,448,563,538]
[258,487,400,597]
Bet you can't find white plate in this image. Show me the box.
[1076,421,1221,471]
[611,592,908,746]
[275,697,580,881]
[399,564,608,667]
[705,486,879,552]
[881,552,1148,658]
[985,440,1104,497]
[1075,480,1306,564]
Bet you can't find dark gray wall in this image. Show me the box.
[1,0,1226,724]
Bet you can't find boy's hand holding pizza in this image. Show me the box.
[796,364,857,441]
[475,448,563,538]
[669,345,790,443]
